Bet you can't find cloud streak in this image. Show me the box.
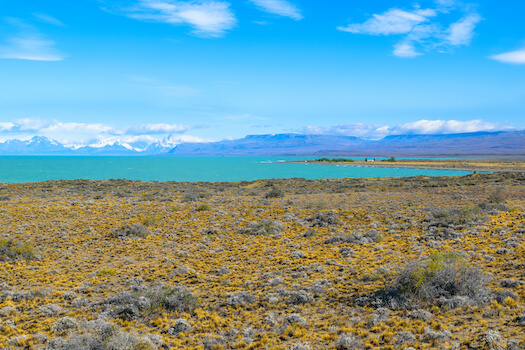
[489,49,525,64]
[338,4,481,58]
[115,0,236,37]
[249,0,303,20]
[0,18,65,61]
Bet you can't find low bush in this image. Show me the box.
[264,187,285,198]
[108,224,151,239]
[47,319,159,350]
[141,215,163,226]
[148,285,199,313]
[397,252,490,303]
[0,239,34,261]
[195,203,211,212]
[429,205,486,227]
[306,211,342,227]
[242,219,284,235]
[97,267,116,277]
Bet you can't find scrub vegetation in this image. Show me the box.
[0,172,524,349]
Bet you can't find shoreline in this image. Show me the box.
[286,159,525,173]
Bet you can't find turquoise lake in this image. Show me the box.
[0,156,473,183]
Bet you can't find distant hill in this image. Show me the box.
[0,131,523,157]
[168,134,365,156]
[360,131,525,157]
[168,131,525,157]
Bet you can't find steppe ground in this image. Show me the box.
[0,172,524,349]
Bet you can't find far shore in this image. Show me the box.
[285,158,525,173]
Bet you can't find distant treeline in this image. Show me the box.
[315,158,355,163]
[315,157,397,163]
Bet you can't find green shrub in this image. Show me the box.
[195,203,211,211]
[397,252,490,302]
[0,239,34,261]
[141,215,163,226]
[264,187,284,198]
[148,285,199,313]
[97,267,116,276]
[431,205,485,227]
[315,158,354,163]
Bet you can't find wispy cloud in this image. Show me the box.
[0,18,65,61]
[338,3,481,58]
[126,123,190,135]
[489,48,525,64]
[393,41,422,58]
[222,113,268,121]
[112,0,236,37]
[301,119,511,139]
[33,13,65,27]
[129,76,200,97]
[249,0,303,20]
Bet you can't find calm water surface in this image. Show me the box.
[0,156,473,183]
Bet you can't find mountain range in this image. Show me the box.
[0,131,523,157]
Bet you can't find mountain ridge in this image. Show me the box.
[0,131,523,156]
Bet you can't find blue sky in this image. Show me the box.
[0,0,524,148]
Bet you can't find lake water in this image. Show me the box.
[0,156,473,183]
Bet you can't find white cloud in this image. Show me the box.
[446,13,481,45]
[0,18,65,61]
[393,41,421,57]
[249,0,303,20]
[302,123,391,139]
[0,122,15,131]
[337,8,436,35]
[14,118,55,131]
[0,118,202,150]
[338,5,481,58]
[489,48,525,64]
[391,119,499,134]
[120,0,236,37]
[301,119,509,139]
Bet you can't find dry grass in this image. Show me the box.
[0,172,524,349]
